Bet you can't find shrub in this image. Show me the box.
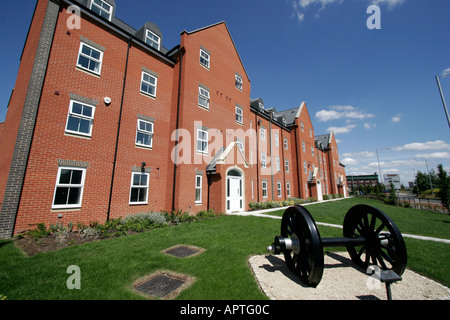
[27,223,50,239]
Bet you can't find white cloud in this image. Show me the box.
[316,105,375,122]
[393,140,450,152]
[327,124,357,134]
[415,152,450,160]
[291,0,344,23]
[442,68,450,76]
[341,157,358,166]
[372,0,407,10]
[363,122,376,130]
[343,151,376,158]
[391,113,402,123]
[290,0,406,23]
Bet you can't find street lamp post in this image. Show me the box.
[435,73,450,130]
[376,147,391,187]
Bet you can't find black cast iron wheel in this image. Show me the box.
[343,204,407,276]
[281,206,324,287]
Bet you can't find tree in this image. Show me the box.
[437,164,450,213]
[413,170,438,195]
[388,182,397,205]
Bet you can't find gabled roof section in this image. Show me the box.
[278,102,306,125]
[181,21,251,82]
[206,142,249,173]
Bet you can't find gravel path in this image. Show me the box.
[249,252,450,300]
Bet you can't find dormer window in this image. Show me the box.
[259,103,264,110]
[90,0,112,21]
[145,29,161,51]
[272,112,277,119]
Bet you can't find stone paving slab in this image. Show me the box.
[249,252,450,300]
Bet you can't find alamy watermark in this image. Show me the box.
[67,5,81,30]
[67,265,81,290]
[367,5,381,30]
[366,265,382,290]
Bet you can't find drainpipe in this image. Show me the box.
[106,36,131,221]
[281,130,287,199]
[171,47,185,213]
[269,121,274,200]
[255,113,260,203]
[294,125,301,198]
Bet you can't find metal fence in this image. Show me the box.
[354,194,449,214]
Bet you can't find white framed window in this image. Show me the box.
[311,146,315,157]
[77,42,103,75]
[277,181,282,198]
[236,140,244,153]
[284,138,288,150]
[304,161,307,173]
[90,0,112,21]
[52,167,86,209]
[195,174,202,204]
[286,182,291,198]
[129,172,149,205]
[285,160,290,173]
[136,119,154,148]
[235,74,243,90]
[140,71,157,97]
[65,100,95,137]
[261,153,267,168]
[302,141,306,153]
[276,158,281,172]
[301,122,304,132]
[310,128,313,138]
[145,29,161,50]
[260,127,266,141]
[275,134,279,147]
[197,129,208,154]
[262,181,268,199]
[200,49,210,69]
[198,86,210,109]
[236,106,243,124]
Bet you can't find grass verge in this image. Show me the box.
[0,197,448,300]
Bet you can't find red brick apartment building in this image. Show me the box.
[0,0,347,239]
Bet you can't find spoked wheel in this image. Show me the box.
[343,205,407,276]
[281,206,324,287]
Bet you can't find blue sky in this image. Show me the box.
[0,0,449,185]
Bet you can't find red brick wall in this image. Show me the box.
[6,4,346,235]
[174,23,253,213]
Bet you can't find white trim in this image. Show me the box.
[200,48,210,69]
[90,0,113,21]
[65,99,96,137]
[140,71,158,98]
[77,42,103,75]
[52,167,86,210]
[198,86,210,109]
[262,180,268,199]
[195,174,203,204]
[129,172,149,205]
[196,129,209,154]
[235,73,243,91]
[235,106,243,124]
[135,119,154,148]
[145,29,161,51]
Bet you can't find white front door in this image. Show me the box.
[227,169,244,213]
[316,180,323,201]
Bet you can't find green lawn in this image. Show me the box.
[0,198,449,300]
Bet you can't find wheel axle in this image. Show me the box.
[267,204,407,288]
